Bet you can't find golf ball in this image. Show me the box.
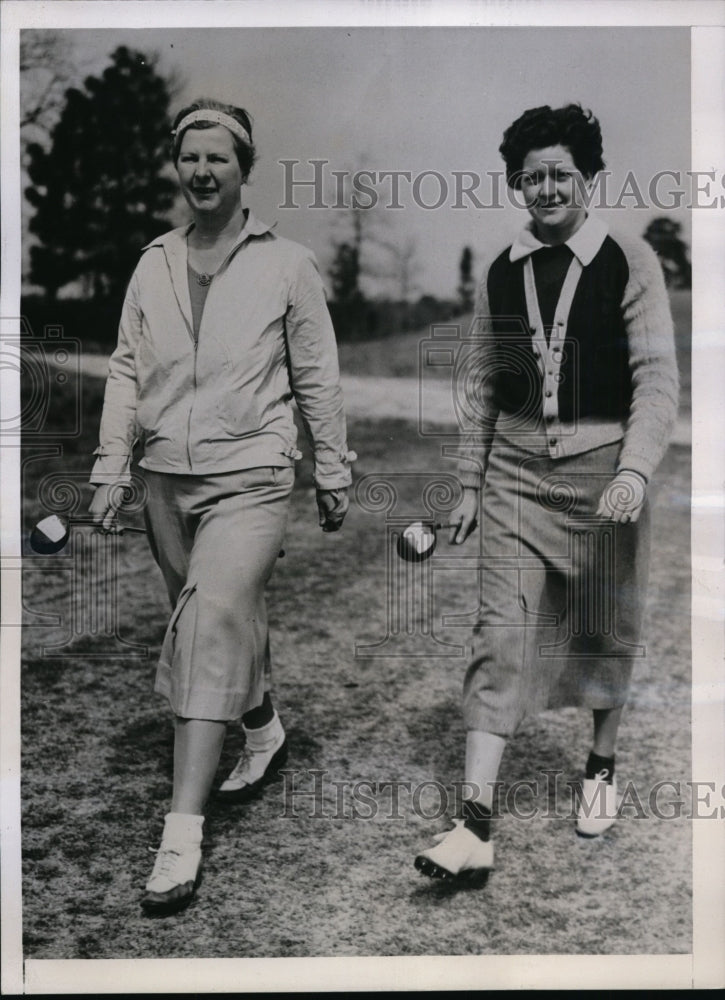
[36,514,66,542]
[403,521,434,555]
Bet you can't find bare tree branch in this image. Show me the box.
[20,30,77,145]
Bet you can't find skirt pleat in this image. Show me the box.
[462,440,651,736]
[142,466,294,721]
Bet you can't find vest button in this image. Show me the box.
[545,390,553,397]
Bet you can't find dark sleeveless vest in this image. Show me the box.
[486,236,633,423]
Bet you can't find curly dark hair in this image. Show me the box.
[171,98,256,180]
[499,104,605,188]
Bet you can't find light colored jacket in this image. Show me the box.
[91,212,354,489]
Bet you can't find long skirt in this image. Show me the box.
[142,466,294,721]
[462,440,651,736]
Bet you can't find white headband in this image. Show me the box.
[172,110,251,146]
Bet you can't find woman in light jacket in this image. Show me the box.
[414,104,678,882]
[90,98,354,914]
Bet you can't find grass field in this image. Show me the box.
[20,294,692,960]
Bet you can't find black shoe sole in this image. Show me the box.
[575,828,605,839]
[414,855,490,887]
[216,739,289,804]
[141,871,202,917]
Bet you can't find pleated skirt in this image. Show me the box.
[142,466,294,721]
[462,439,651,736]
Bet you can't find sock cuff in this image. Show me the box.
[243,709,284,744]
[462,800,492,841]
[586,751,616,781]
[163,812,204,841]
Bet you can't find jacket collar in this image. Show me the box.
[141,209,274,254]
[509,214,608,266]
[141,211,275,337]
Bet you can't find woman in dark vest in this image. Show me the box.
[415,104,679,881]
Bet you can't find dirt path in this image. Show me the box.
[78,355,691,444]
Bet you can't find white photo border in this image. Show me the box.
[1,1,723,993]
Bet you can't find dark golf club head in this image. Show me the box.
[396,521,439,563]
[29,514,73,554]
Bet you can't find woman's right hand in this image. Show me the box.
[89,484,124,532]
[316,487,349,532]
[595,469,647,524]
[449,487,479,545]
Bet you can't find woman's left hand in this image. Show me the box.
[316,488,349,532]
[595,469,647,523]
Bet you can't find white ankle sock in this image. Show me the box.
[162,812,204,845]
[242,710,284,751]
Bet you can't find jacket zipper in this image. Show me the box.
[186,336,198,471]
[185,238,248,471]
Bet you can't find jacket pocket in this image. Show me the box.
[199,332,264,437]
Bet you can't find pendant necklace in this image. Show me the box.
[188,240,218,285]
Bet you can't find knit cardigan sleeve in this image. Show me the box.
[615,232,680,481]
[457,257,502,490]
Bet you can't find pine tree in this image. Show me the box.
[328,241,368,340]
[329,242,362,304]
[643,218,691,289]
[25,46,176,302]
[458,245,475,313]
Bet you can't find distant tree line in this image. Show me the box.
[325,231,465,341]
[21,41,691,350]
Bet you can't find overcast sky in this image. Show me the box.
[29,26,690,298]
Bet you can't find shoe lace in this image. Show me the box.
[148,844,182,880]
[592,768,611,782]
[228,745,256,781]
